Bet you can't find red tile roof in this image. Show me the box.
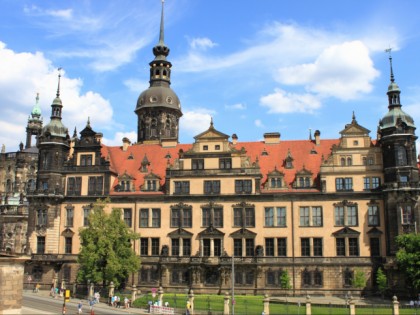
[101,138,357,195]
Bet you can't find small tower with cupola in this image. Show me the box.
[135,0,182,144]
[378,53,419,254]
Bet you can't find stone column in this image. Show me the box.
[188,289,195,315]
[0,255,30,315]
[305,295,311,315]
[108,281,115,305]
[348,296,355,315]
[263,294,270,315]
[210,238,214,257]
[131,284,138,303]
[89,282,94,298]
[158,286,164,306]
[392,296,400,315]
[223,292,230,315]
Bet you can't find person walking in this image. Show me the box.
[77,300,83,314]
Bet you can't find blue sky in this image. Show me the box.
[1,0,420,152]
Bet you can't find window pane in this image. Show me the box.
[152,209,161,227]
[234,239,242,257]
[151,238,160,256]
[335,207,344,226]
[300,207,310,226]
[312,207,322,226]
[171,209,180,227]
[245,239,254,256]
[140,209,149,227]
[245,208,255,227]
[368,206,379,226]
[265,207,274,227]
[313,238,323,256]
[277,238,287,256]
[171,239,180,256]
[233,208,242,227]
[301,238,310,256]
[276,207,286,227]
[214,208,223,227]
[183,238,191,256]
[336,238,345,256]
[349,238,359,256]
[140,238,149,256]
[347,206,358,226]
[265,238,274,256]
[202,208,211,227]
[183,209,192,227]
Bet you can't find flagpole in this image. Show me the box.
[232,248,235,315]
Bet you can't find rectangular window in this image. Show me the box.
[171,209,180,227]
[66,177,81,196]
[171,208,192,228]
[140,238,149,256]
[83,207,90,226]
[192,159,204,170]
[234,239,242,257]
[347,206,358,226]
[235,180,252,193]
[124,208,132,227]
[233,208,243,227]
[37,236,45,254]
[182,208,192,227]
[36,209,47,226]
[368,205,380,226]
[266,271,276,285]
[151,238,160,256]
[313,238,323,256]
[203,239,211,256]
[171,239,180,256]
[64,237,72,254]
[214,208,223,227]
[335,178,353,191]
[66,207,74,227]
[363,177,370,190]
[336,238,345,256]
[214,239,222,256]
[301,238,310,257]
[174,181,190,194]
[312,207,323,226]
[372,177,381,189]
[348,238,359,256]
[88,176,103,195]
[152,208,161,227]
[265,207,274,227]
[202,208,211,227]
[245,208,255,227]
[277,207,286,227]
[80,154,92,166]
[140,209,149,227]
[245,238,254,257]
[204,180,221,194]
[401,205,412,225]
[219,158,232,169]
[183,238,191,256]
[277,238,287,256]
[300,207,310,226]
[334,207,345,226]
[265,238,275,256]
[370,238,380,257]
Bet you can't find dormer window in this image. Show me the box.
[80,154,93,166]
[284,150,294,169]
[270,178,282,188]
[119,180,132,192]
[297,177,311,188]
[146,180,157,191]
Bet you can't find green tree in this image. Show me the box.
[376,267,387,299]
[352,269,367,291]
[77,198,140,288]
[396,233,420,291]
[279,270,292,290]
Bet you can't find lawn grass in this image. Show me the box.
[132,293,420,315]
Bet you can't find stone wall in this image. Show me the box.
[0,255,29,315]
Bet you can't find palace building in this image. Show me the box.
[14,1,420,296]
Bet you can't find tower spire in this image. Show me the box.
[159,0,165,46]
[56,67,62,97]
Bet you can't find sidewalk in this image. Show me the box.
[25,290,151,314]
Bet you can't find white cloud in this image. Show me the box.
[123,79,149,93]
[225,103,246,110]
[102,131,137,147]
[259,88,322,114]
[277,41,380,100]
[180,109,214,137]
[0,41,115,151]
[189,37,217,50]
[23,5,73,20]
[254,119,264,128]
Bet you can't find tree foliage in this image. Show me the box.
[279,270,292,290]
[352,269,367,290]
[77,198,140,288]
[395,233,420,291]
[376,267,387,298]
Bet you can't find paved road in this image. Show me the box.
[22,292,150,315]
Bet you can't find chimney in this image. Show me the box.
[314,130,321,145]
[263,132,280,144]
[232,134,238,145]
[122,137,131,152]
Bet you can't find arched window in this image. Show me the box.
[340,158,345,166]
[347,157,352,166]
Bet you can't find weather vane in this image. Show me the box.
[385,46,392,57]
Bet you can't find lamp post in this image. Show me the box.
[232,248,235,315]
[87,279,90,299]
